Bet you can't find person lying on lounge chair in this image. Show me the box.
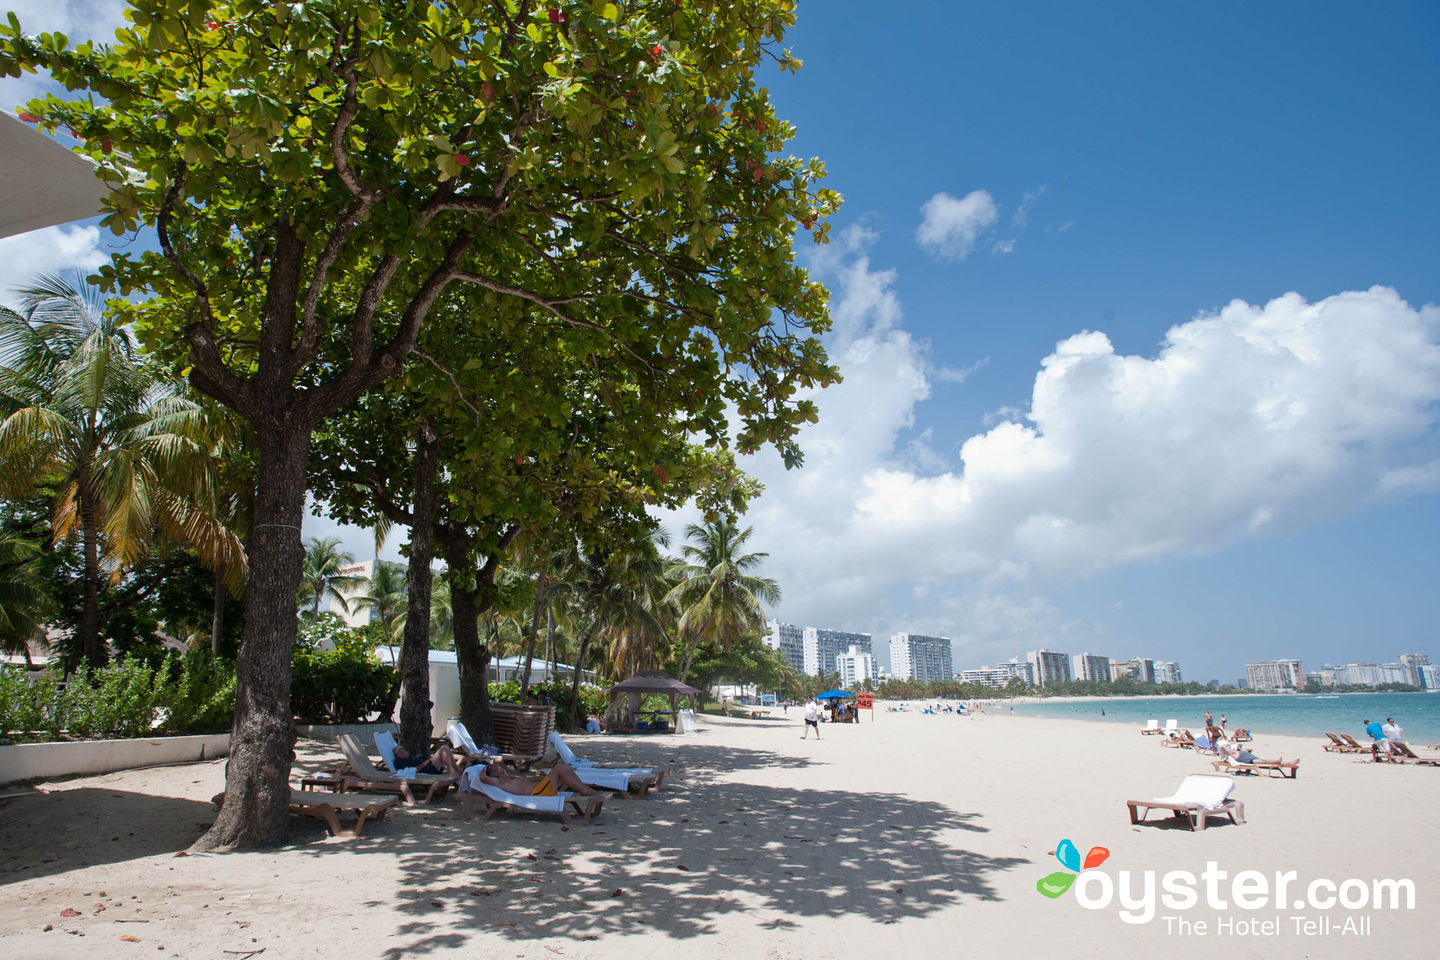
[394,742,462,777]
[1217,739,1282,766]
[471,760,601,797]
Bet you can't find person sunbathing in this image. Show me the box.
[394,742,462,777]
[471,760,601,796]
[1218,739,1283,765]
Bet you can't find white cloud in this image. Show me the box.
[916,190,998,260]
[721,231,1440,664]
[1,2,130,110]
[1011,185,1047,229]
[0,225,109,309]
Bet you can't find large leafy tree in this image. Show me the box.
[0,275,237,668]
[666,516,779,683]
[3,0,837,849]
[0,530,49,666]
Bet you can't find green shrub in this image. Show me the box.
[291,616,397,724]
[0,654,235,742]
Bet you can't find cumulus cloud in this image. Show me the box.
[0,225,109,309]
[916,190,998,260]
[719,231,1440,668]
[1,2,129,108]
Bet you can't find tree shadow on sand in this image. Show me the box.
[0,789,216,883]
[291,741,1030,956]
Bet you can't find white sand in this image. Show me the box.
[1,709,1435,959]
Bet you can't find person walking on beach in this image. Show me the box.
[1364,719,1392,762]
[802,697,821,740]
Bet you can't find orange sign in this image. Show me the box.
[856,693,874,710]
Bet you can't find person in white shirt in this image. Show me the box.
[1382,717,1403,751]
[801,698,821,740]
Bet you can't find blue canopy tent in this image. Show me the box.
[814,689,851,700]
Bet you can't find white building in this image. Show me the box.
[1420,664,1440,690]
[804,627,872,676]
[1154,660,1183,684]
[764,620,806,676]
[835,644,875,687]
[960,659,1032,688]
[1341,662,1381,687]
[1026,648,1072,687]
[1074,652,1110,683]
[889,634,953,683]
[1245,659,1305,691]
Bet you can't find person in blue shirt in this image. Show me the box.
[1363,719,1393,762]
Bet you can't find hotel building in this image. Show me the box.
[890,634,954,683]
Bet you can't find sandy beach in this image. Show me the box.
[1,708,1435,959]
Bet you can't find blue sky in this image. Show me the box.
[3,2,1437,682]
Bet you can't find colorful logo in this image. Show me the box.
[1036,838,1110,898]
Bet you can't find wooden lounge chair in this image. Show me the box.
[1140,719,1161,735]
[1127,774,1244,830]
[459,774,605,825]
[1161,729,1196,749]
[336,732,458,803]
[1322,733,1355,753]
[1341,733,1371,752]
[1210,757,1300,779]
[541,732,665,796]
[1389,742,1440,766]
[212,788,400,839]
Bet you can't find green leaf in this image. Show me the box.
[601,3,619,19]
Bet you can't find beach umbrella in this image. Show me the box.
[0,112,109,239]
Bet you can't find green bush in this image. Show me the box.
[0,654,235,743]
[291,617,397,724]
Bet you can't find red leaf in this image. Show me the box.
[18,112,40,123]
[482,81,494,101]
[453,153,470,167]
[60,908,80,918]
[121,935,139,942]
[548,8,567,23]
[1084,846,1110,869]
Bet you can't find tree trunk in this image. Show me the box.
[76,478,105,669]
[569,623,597,730]
[446,539,495,746]
[519,567,546,699]
[193,423,309,851]
[210,562,226,656]
[397,422,438,757]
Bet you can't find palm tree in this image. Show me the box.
[0,531,49,666]
[296,537,363,620]
[0,274,235,668]
[351,559,408,636]
[665,517,780,683]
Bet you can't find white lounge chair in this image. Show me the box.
[1140,719,1161,735]
[334,733,457,803]
[1126,774,1245,830]
[459,768,604,825]
[1162,719,1179,736]
[446,721,501,761]
[544,731,666,795]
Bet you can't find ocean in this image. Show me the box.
[1007,691,1440,744]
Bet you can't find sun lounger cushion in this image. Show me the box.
[1152,774,1234,810]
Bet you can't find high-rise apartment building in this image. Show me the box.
[1154,660,1183,684]
[1400,653,1430,686]
[959,659,1033,687]
[1244,659,1304,691]
[1420,664,1440,690]
[835,645,875,687]
[1026,648,1072,687]
[1074,653,1111,683]
[764,619,806,676]
[1341,662,1381,686]
[804,627,872,676]
[889,634,953,683]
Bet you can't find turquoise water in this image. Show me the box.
[1008,692,1440,744]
